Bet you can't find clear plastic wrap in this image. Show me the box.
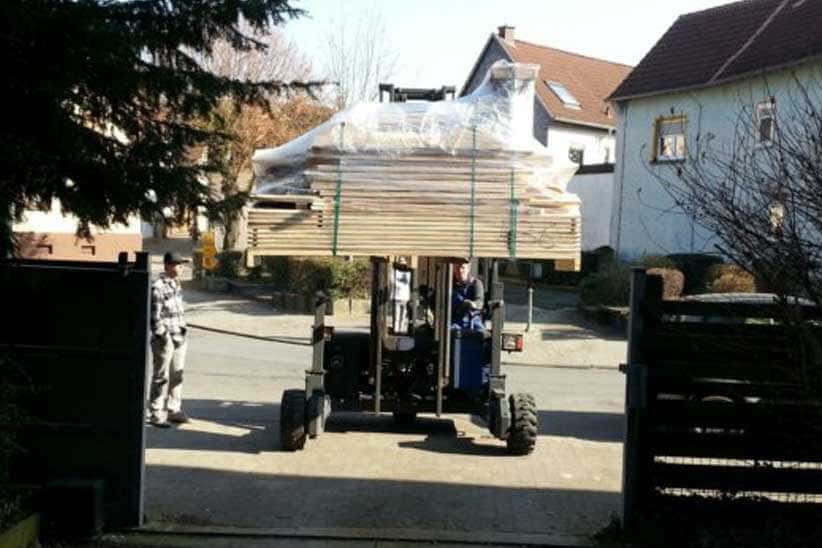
[252,61,577,198]
[247,61,581,264]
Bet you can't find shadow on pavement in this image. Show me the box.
[144,399,622,538]
[326,412,457,435]
[144,464,620,536]
[538,410,624,442]
[148,400,494,456]
[328,413,510,456]
[147,401,623,456]
[396,435,510,457]
[466,410,624,444]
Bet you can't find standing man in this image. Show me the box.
[391,257,411,334]
[148,251,191,427]
[451,258,485,331]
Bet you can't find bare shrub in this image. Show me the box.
[647,267,685,299]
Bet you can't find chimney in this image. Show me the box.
[498,25,515,42]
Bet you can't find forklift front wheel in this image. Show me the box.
[506,393,538,455]
[280,389,307,451]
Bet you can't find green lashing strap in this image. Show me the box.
[508,166,519,258]
[469,126,477,258]
[331,122,345,256]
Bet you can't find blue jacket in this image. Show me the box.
[451,276,485,331]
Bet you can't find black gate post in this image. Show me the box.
[128,251,150,527]
[622,268,649,530]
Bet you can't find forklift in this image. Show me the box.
[280,256,539,455]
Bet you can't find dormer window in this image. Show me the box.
[546,81,581,109]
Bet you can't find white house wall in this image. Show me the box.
[547,123,615,166]
[567,172,613,251]
[14,199,143,235]
[611,62,822,260]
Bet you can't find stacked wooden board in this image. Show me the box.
[247,61,581,270]
[247,145,581,269]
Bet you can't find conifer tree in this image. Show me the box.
[0,0,313,255]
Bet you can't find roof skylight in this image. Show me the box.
[546,81,581,108]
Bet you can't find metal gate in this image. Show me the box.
[0,252,150,529]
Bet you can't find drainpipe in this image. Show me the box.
[613,101,630,257]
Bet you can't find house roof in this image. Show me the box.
[497,37,633,128]
[609,0,822,101]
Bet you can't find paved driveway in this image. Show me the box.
[144,303,625,545]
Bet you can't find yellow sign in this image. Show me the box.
[200,231,218,271]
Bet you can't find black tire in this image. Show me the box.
[392,411,417,426]
[506,393,538,455]
[280,389,307,451]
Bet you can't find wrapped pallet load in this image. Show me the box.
[248,61,581,269]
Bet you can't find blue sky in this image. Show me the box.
[281,0,732,89]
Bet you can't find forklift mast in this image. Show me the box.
[281,83,538,455]
[378,84,456,103]
[367,257,506,418]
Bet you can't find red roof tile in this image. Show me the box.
[498,38,633,128]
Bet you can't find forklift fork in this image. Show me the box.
[306,291,330,437]
[487,261,511,438]
[435,261,453,417]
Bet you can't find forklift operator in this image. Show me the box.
[451,259,485,331]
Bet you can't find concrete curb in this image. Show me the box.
[503,361,621,371]
[133,523,593,547]
[577,305,629,333]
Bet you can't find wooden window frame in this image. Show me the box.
[652,115,688,163]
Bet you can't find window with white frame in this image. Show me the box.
[757,99,776,143]
[654,116,687,162]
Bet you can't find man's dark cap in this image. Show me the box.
[164,251,190,265]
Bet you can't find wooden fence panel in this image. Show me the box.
[622,269,822,527]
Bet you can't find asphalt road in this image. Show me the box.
[144,327,625,543]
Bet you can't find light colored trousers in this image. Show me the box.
[393,300,408,334]
[149,335,187,419]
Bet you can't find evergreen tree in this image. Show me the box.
[0,0,312,255]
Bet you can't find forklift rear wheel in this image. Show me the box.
[392,411,417,426]
[506,393,538,455]
[280,389,307,451]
